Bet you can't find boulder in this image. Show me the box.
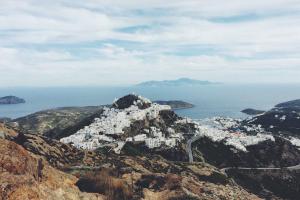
[112,94,151,109]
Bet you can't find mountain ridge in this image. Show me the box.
[136,78,219,87]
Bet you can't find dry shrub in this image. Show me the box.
[137,173,182,191]
[76,169,132,200]
[0,139,40,180]
[165,174,182,190]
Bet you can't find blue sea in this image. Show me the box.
[0,84,299,120]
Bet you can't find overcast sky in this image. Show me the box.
[1,0,300,86]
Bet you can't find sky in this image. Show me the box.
[0,0,300,86]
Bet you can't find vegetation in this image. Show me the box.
[76,169,132,200]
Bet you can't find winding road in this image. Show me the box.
[186,133,300,172]
[186,134,203,163]
[221,164,300,173]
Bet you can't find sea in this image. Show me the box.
[0,84,299,120]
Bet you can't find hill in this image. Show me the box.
[4,94,300,199]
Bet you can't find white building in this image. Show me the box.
[145,138,161,148]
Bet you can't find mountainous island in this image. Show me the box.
[1,94,300,200]
[136,78,218,87]
[0,96,25,104]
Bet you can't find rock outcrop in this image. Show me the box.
[0,123,18,139]
[113,94,152,109]
[0,138,104,200]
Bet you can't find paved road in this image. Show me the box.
[186,134,203,163]
[221,164,300,173]
[185,133,300,172]
[66,165,102,170]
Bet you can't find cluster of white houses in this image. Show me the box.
[60,96,184,152]
[61,95,297,154]
[193,118,275,152]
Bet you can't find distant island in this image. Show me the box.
[136,78,219,87]
[241,108,265,115]
[154,100,194,110]
[0,96,25,105]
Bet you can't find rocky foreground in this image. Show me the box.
[0,137,105,200]
[0,124,258,200]
[1,95,300,200]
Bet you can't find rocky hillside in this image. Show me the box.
[11,106,104,139]
[0,122,260,200]
[2,95,300,200]
[58,95,300,199]
[229,100,300,199]
[245,99,300,136]
[60,94,188,152]
[0,123,18,139]
[0,124,104,200]
[59,95,279,157]
[227,167,300,200]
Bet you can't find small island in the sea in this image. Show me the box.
[154,100,194,110]
[241,108,265,115]
[0,96,25,105]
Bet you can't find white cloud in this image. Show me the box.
[0,0,300,86]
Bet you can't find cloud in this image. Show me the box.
[0,0,300,86]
